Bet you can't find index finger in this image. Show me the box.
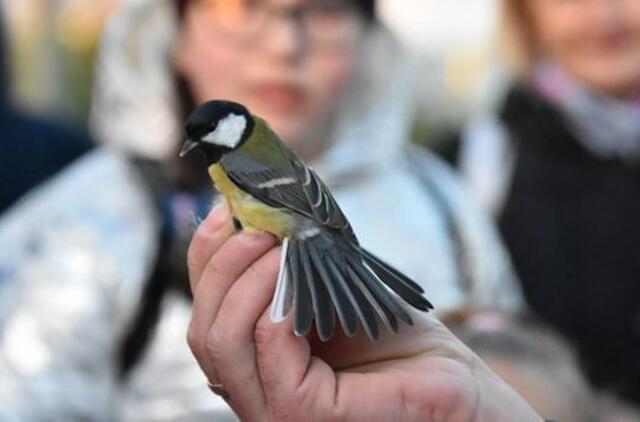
[187,202,235,292]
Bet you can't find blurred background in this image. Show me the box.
[1,0,639,421]
[0,0,498,130]
[1,0,120,120]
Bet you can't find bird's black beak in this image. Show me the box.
[179,138,199,157]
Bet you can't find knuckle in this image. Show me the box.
[187,322,201,350]
[205,333,225,364]
[254,317,277,350]
[206,321,225,352]
[186,243,200,272]
[206,320,240,363]
[186,322,203,357]
[187,230,206,264]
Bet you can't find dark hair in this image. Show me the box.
[174,0,376,21]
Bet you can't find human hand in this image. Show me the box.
[186,204,543,422]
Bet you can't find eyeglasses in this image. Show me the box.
[193,0,365,47]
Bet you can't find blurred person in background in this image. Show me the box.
[0,10,91,214]
[449,310,640,421]
[0,0,521,420]
[436,0,640,406]
[453,313,597,422]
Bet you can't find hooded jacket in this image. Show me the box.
[450,83,640,405]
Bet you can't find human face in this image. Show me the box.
[174,0,364,158]
[526,0,640,97]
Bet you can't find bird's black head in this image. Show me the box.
[180,100,255,163]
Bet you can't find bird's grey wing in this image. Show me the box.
[221,150,355,239]
[222,150,432,342]
[289,157,353,237]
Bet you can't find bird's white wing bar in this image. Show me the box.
[255,177,296,189]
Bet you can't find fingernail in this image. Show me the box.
[207,203,229,231]
[238,230,271,242]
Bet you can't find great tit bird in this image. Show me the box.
[181,100,433,341]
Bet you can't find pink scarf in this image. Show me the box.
[532,62,640,162]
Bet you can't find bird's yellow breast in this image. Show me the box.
[208,164,296,239]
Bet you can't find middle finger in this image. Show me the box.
[187,232,277,378]
[206,246,282,421]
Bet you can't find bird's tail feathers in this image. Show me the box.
[360,249,433,312]
[270,231,432,342]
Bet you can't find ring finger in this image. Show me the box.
[187,232,277,382]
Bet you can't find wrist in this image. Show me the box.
[472,357,543,422]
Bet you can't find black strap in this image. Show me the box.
[116,158,191,378]
[117,235,173,377]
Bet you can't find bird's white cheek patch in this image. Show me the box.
[202,113,247,148]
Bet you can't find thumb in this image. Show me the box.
[255,312,336,417]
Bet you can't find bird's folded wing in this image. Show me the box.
[221,150,355,238]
